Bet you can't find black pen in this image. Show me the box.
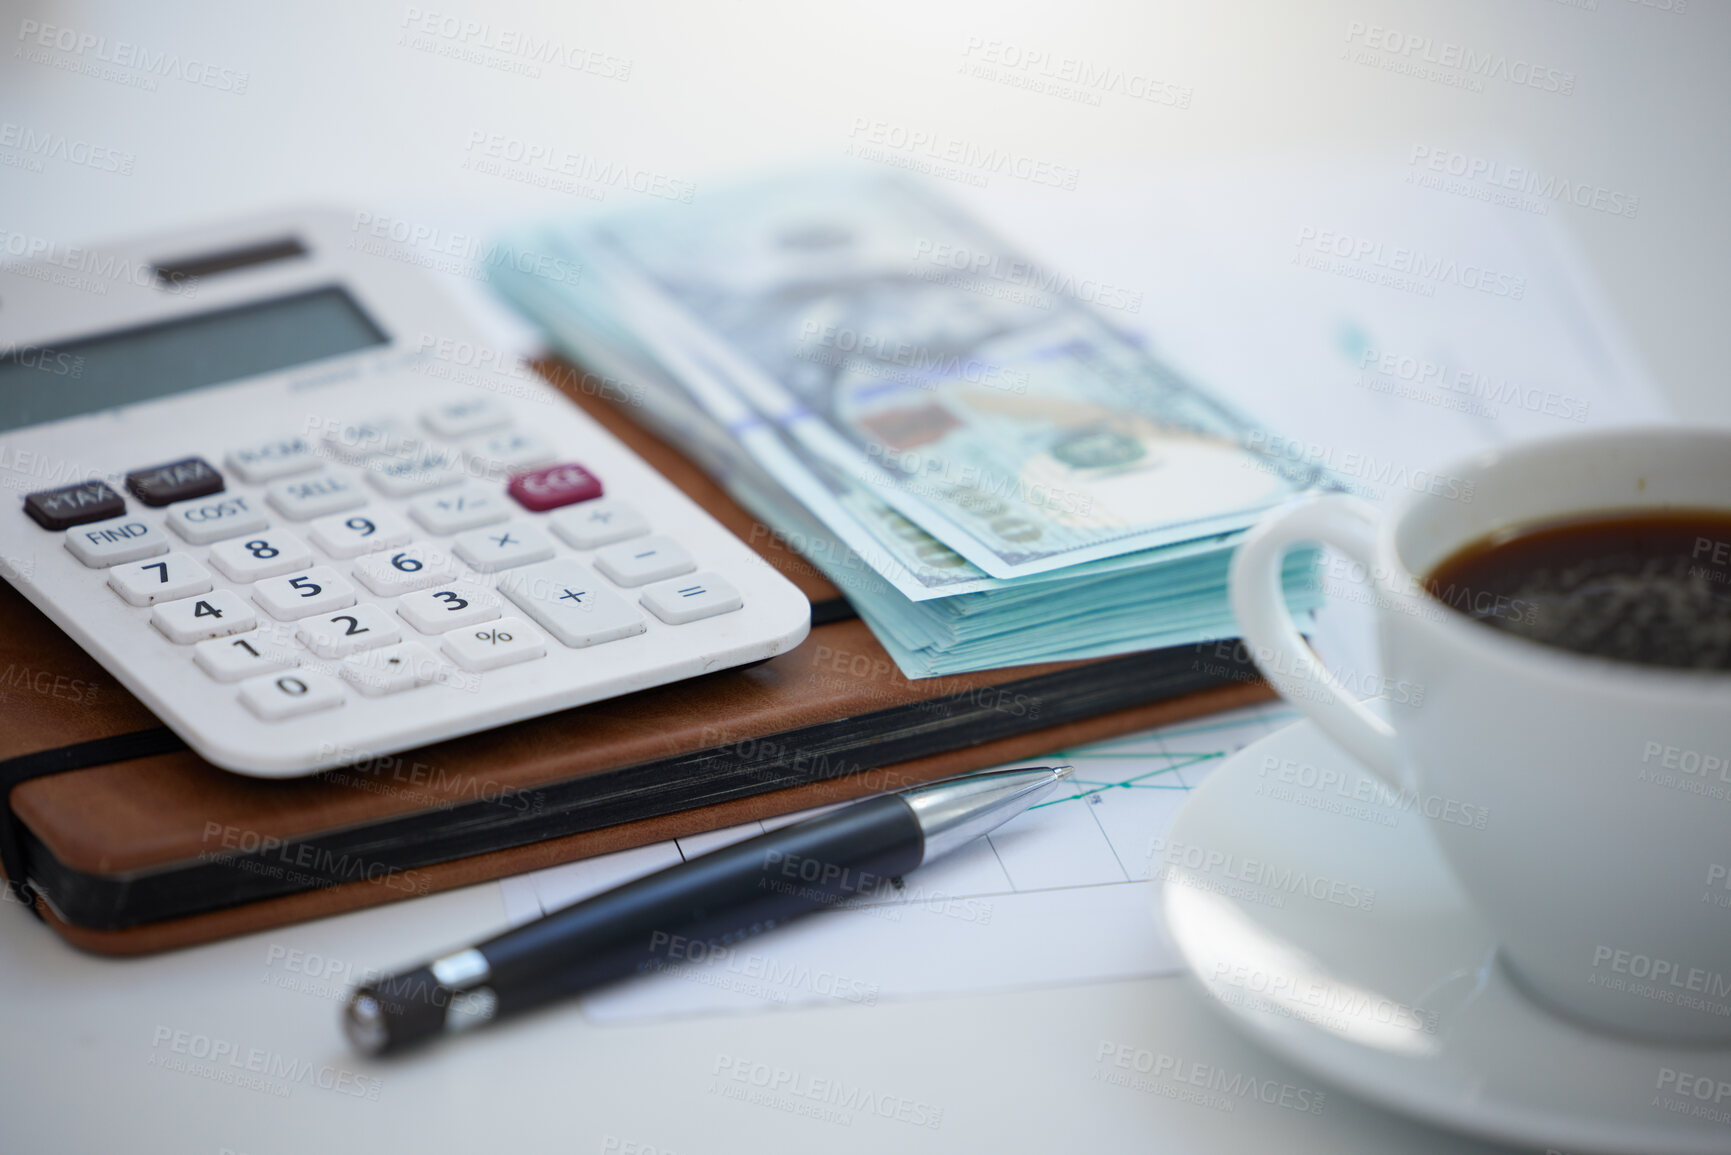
[343,764,1072,1054]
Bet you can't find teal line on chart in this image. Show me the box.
[1032,751,1222,809]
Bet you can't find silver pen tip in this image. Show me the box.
[1051,764,1074,781]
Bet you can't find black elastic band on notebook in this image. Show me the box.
[808,597,856,627]
[1,727,187,915]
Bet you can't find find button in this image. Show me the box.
[508,463,603,512]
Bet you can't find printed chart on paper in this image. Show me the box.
[498,702,1300,1022]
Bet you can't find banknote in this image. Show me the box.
[564,170,1325,577]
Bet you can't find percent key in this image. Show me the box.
[439,616,548,672]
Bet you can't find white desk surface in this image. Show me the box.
[3,2,1724,1152]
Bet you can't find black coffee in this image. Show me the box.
[1424,511,1731,670]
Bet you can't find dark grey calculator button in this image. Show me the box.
[24,480,126,530]
[126,457,225,507]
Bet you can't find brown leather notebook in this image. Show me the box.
[0,360,1271,956]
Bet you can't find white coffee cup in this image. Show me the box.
[1228,426,1731,1044]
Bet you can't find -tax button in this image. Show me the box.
[126,457,224,507]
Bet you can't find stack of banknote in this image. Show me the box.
[490,170,1324,677]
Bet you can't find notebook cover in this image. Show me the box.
[1,358,1273,954]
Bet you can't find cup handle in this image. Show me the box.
[1228,494,1409,791]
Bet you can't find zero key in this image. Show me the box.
[507,462,602,512]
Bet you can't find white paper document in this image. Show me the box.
[499,703,1299,1021]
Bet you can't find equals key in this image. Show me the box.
[639,573,742,625]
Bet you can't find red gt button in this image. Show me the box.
[507,463,603,512]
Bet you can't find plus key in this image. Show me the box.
[507,462,603,512]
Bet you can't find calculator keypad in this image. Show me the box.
[397,582,501,634]
[507,462,604,512]
[308,508,413,558]
[165,493,270,545]
[441,615,546,672]
[323,417,413,463]
[352,546,455,596]
[125,457,224,507]
[639,573,743,625]
[239,668,346,719]
[296,604,403,659]
[550,499,646,549]
[35,401,754,744]
[452,522,555,573]
[593,535,695,587]
[194,632,302,682]
[466,431,556,478]
[208,532,315,582]
[409,484,510,534]
[363,446,466,497]
[107,552,213,607]
[501,559,646,648]
[340,641,440,697]
[65,515,170,568]
[226,437,319,483]
[423,397,510,439]
[151,589,257,644]
[253,566,359,620]
[25,480,126,530]
[266,471,368,521]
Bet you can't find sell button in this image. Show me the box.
[507,463,603,512]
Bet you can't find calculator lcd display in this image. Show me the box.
[0,285,388,433]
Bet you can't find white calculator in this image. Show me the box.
[0,209,809,777]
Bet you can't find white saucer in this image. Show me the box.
[1156,718,1731,1155]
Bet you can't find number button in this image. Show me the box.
[265,471,367,521]
[363,445,466,497]
[452,522,555,573]
[164,494,270,545]
[150,589,257,644]
[593,535,695,587]
[409,483,510,535]
[238,668,345,721]
[208,532,315,582]
[351,545,455,596]
[397,582,501,634]
[308,508,413,559]
[423,397,510,438]
[550,498,648,549]
[251,566,358,620]
[107,551,213,607]
[64,515,169,568]
[194,632,300,683]
[501,559,646,648]
[441,616,546,672]
[296,604,402,658]
[340,641,441,697]
[639,573,744,625]
[226,436,318,483]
